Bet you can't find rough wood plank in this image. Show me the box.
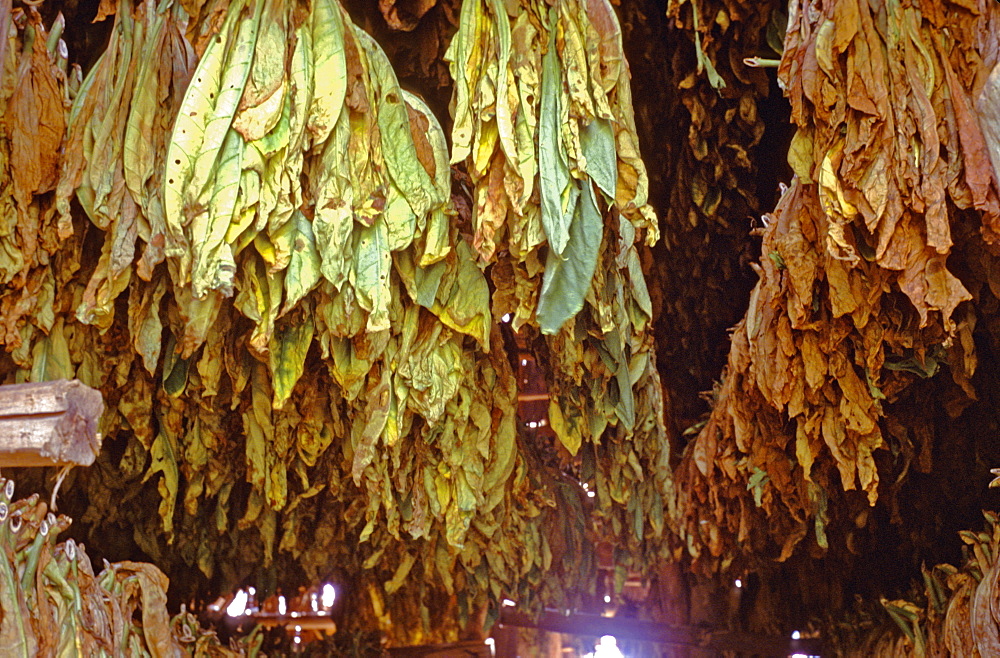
[0,380,104,467]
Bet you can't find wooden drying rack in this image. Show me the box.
[0,379,104,468]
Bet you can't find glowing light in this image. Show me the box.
[520,359,527,366]
[278,596,287,615]
[603,595,611,603]
[294,636,302,645]
[791,630,801,640]
[527,421,538,428]
[295,625,302,633]
[322,583,336,608]
[502,598,516,607]
[311,593,319,612]
[502,314,511,323]
[226,590,248,617]
[587,491,595,498]
[594,636,624,658]
[735,579,743,589]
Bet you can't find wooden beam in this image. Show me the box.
[0,380,104,468]
[498,609,824,656]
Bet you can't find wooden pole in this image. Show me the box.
[0,380,104,468]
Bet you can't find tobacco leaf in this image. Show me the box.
[675,0,1000,572]
[3,0,666,642]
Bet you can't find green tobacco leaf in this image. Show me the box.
[487,0,516,165]
[277,210,321,314]
[232,0,288,142]
[352,219,392,332]
[539,14,576,256]
[122,7,168,211]
[29,319,73,382]
[430,242,491,348]
[356,29,438,217]
[581,117,617,199]
[384,182,418,252]
[307,0,347,144]
[537,183,603,334]
[313,107,353,289]
[144,431,180,539]
[162,334,190,397]
[444,0,479,163]
[270,314,314,409]
[191,127,243,297]
[163,0,261,277]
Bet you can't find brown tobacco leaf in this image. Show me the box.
[379,0,438,31]
[7,10,65,214]
[93,0,118,23]
[675,0,1000,571]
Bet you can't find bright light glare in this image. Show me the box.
[311,593,319,612]
[528,421,538,428]
[278,596,287,615]
[520,359,527,366]
[594,636,624,658]
[322,583,336,608]
[294,636,302,645]
[295,625,302,632]
[791,630,801,640]
[587,491,595,498]
[502,314,511,323]
[603,595,611,603]
[502,598,516,607]
[226,590,248,617]
[735,579,743,589]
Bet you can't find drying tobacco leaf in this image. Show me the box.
[0,8,69,286]
[674,0,1000,572]
[26,0,666,640]
[380,0,438,32]
[0,0,670,642]
[445,0,672,573]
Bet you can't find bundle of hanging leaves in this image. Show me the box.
[0,0,666,639]
[445,0,671,570]
[609,0,783,428]
[674,0,1000,571]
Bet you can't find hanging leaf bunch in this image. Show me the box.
[0,0,672,639]
[674,0,1000,571]
[0,7,80,377]
[445,0,672,565]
